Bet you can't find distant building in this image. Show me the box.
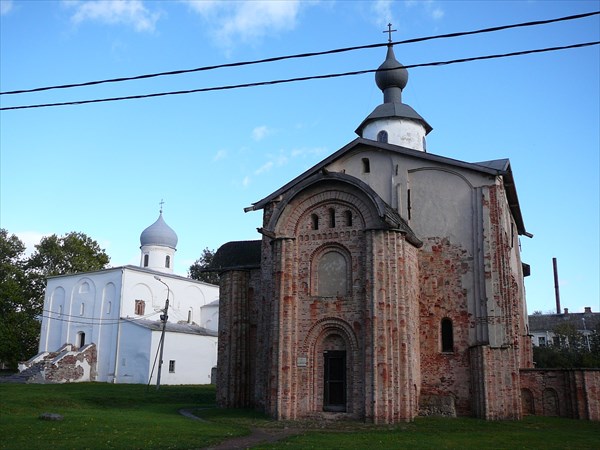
[529,307,599,348]
[21,211,219,385]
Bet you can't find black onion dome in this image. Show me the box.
[375,45,408,93]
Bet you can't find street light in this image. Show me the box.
[154,275,170,390]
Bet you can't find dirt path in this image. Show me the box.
[179,409,302,450]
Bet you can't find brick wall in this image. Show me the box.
[520,369,600,420]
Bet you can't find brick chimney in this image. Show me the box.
[563,308,569,315]
[584,307,592,314]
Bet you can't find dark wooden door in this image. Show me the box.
[323,350,346,412]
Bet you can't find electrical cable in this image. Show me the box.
[1,10,597,96]
[1,41,597,111]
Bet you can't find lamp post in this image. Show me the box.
[154,276,170,391]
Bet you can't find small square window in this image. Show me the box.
[169,360,175,373]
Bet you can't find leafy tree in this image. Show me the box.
[0,230,110,370]
[26,232,110,307]
[189,248,219,285]
[0,230,38,369]
[533,321,600,369]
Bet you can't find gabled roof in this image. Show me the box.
[246,138,530,236]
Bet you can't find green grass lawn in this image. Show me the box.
[1,383,599,449]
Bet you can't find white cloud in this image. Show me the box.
[254,161,274,175]
[251,125,272,142]
[0,0,14,16]
[182,0,304,49]
[15,231,47,256]
[372,0,395,29]
[290,146,327,158]
[66,0,160,32]
[404,0,444,21]
[213,149,228,161]
[242,176,251,188]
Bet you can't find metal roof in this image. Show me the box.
[246,137,529,237]
[125,318,218,337]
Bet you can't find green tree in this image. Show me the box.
[0,230,39,369]
[533,321,600,369]
[189,248,219,284]
[0,230,110,370]
[26,232,110,307]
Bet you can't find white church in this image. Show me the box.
[20,211,219,385]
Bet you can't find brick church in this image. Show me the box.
[210,41,598,423]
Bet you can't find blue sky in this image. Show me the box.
[1,0,598,315]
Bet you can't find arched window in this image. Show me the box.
[377,130,388,143]
[329,208,336,228]
[143,254,149,267]
[311,213,319,230]
[317,251,348,297]
[165,255,171,268]
[441,318,454,352]
[78,332,86,348]
[135,300,145,316]
[344,210,352,227]
[362,158,370,173]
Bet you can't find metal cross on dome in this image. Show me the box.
[383,23,397,44]
[159,199,165,214]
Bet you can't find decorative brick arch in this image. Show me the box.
[543,388,559,416]
[301,318,360,414]
[521,388,535,415]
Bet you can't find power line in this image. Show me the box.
[1,41,597,112]
[0,10,597,96]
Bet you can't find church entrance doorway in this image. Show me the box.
[323,350,346,412]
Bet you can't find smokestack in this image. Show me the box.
[553,257,561,315]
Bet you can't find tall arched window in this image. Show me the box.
[441,318,454,352]
[311,213,319,230]
[165,255,171,268]
[377,130,388,143]
[344,210,352,227]
[329,208,336,228]
[78,331,86,348]
[143,254,149,267]
[317,251,347,297]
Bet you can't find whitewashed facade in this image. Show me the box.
[34,212,219,385]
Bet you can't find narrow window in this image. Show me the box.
[107,301,112,315]
[362,158,370,173]
[311,213,319,230]
[395,164,399,176]
[422,136,427,152]
[441,318,454,352]
[377,130,388,143]
[80,302,85,316]
[187,309,192,324]
[169,360,176,373]
[143,254,149,267]
[135,300,145,316]
[78,332,86,348]
[407,189,412,220]
[344,210,352,227]
[329,208,336,228]
[58,305,63,316]
[165,255,171,268]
